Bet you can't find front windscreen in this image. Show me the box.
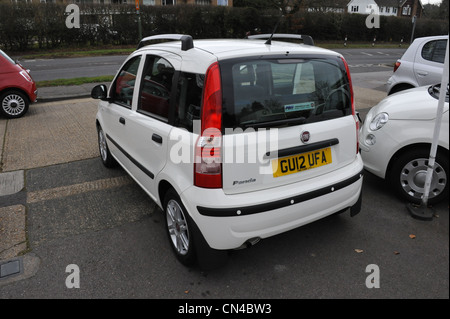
[0,49,16,65]
[221,56,352,129]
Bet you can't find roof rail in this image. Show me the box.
[137,34,194,51]
[247,34,314,46]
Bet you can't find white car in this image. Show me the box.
[387,35,448,95]
[91,34,363,269]
[360,84,449,204]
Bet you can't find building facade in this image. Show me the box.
[347,0,423,18]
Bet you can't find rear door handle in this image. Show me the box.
[152,133,163,144]
[119,117,126,125]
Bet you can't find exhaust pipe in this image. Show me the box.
[234,237,261,250]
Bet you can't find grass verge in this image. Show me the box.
[18,47,134,60]
[36,75,114,88]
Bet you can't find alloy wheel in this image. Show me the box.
[166,199,190,256]
[2,93,26,116]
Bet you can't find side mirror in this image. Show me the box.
[91,84,108,100]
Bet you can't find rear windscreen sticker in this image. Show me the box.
[284,102,315,112]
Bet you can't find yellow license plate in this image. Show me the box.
[272,147,332,178]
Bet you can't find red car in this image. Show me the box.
[0,49,37,118]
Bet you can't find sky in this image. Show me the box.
[423,0,442,4]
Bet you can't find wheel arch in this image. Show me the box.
[388,83,415,95]
[158,179,174,210]
[0,87,32,103]
[386,143,449,177]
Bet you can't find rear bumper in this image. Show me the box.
[198,171,362,217]
[181,156,364,250]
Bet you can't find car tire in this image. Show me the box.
[0,90,29,118]
[164,188,197,267]
[389,147,449,205]
[163,188,228,269]
[97,125,117,168]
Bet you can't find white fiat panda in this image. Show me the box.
[92,34,363,269]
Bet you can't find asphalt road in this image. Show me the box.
[22,55,126,82]
[0,96,448,301]
[336,47,405,73]
[21,48,406,82]
[1,156,448,300]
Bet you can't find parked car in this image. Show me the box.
[92,34,363,269]
[0,49,37,118]
[386,35,448,95]
[360,84,449,204]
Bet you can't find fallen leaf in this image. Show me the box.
[394,251,400,255]
[409,234,416,239]
[354,249,364,253]
[184,290,189,294]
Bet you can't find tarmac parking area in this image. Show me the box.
[0,97,448,299]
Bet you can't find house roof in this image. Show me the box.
[346,0,423,8]
[399,0,424,8]
[375,0,402,7]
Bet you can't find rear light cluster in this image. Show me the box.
[393,61,401,72]
[340,57,359,154]
[194,62,223,188]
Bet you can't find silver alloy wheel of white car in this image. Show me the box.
[98,128,108,162]
[97,125,116,168]
[1,92,27,117]
[166,199,190,256]
[400,158,447,201]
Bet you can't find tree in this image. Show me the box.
[269,0,305,15]
[439,0,449,19]
[233,0,278,9]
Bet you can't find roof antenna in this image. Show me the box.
[266,13,284,45]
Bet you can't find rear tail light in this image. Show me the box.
[194,62,223,188]
[340,57,359,154]
[393,61,401,72]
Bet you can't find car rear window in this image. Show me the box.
[220,56,352,129]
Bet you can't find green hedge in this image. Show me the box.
[0,3,447,51]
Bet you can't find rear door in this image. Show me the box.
[220,56,357,194]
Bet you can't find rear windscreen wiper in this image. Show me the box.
[242,117,306,129]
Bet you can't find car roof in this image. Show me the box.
[136,38,341,74]
[413,35,448,42]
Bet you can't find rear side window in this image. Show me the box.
[221,56,352,129]
[421,40,447,64]
[175,72,204,132]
